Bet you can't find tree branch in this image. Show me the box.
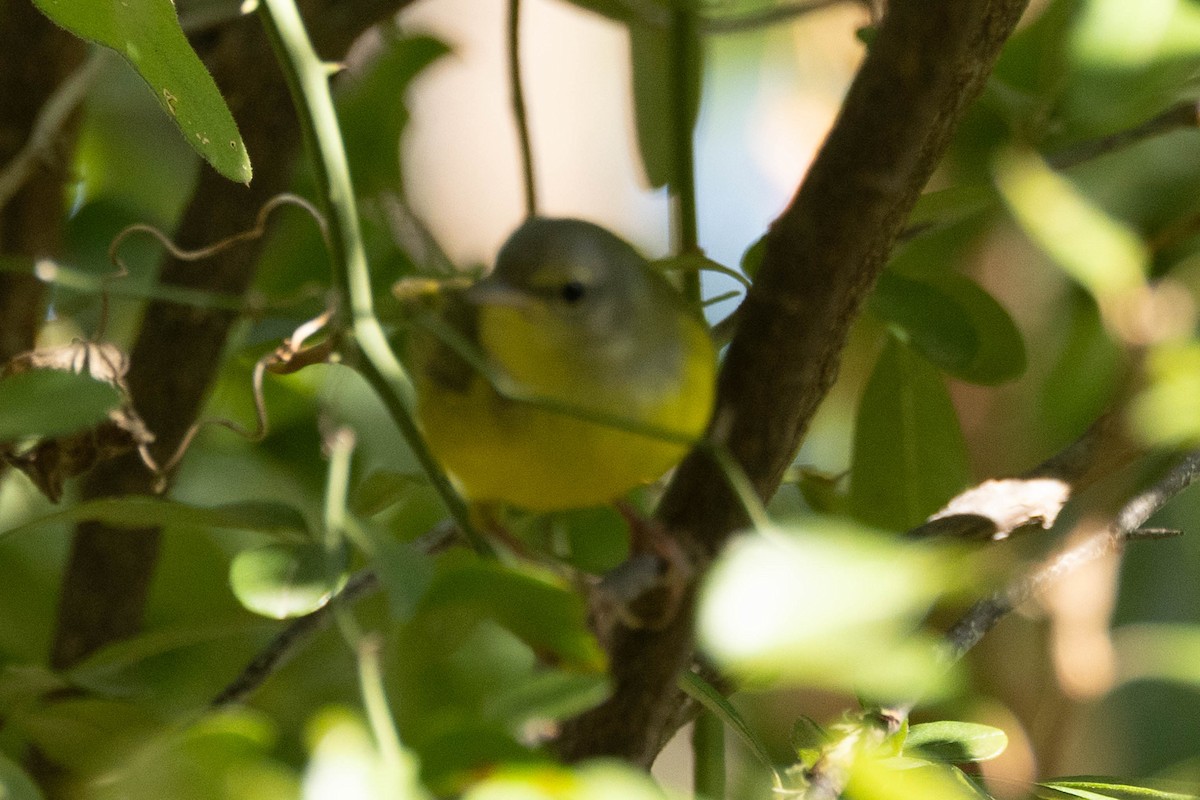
[0,0,88,364]
[555,0,1032,765]
[944,449,1200,661]
[910,412,1140,541]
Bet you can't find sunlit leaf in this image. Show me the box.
[303,707,428,800]
[904,721,1008,763]
[1,497,310,542]
[993,147,1146,302]
[1129,342,1200,446]
[697,519,969,698]
[848,757,991,800]
[0,369,120,440]
[31,0,251,182]
[229,542,346,620]
[1038,778,1200,800]
[850,337,971,530]
[462,761,668,800]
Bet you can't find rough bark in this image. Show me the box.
[556,0,1033,765]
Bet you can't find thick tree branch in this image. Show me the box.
[555,0,1031,765]
[49,0,416,670]
[0,1,87,364]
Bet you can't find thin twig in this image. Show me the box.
[1048,100,1200,170]
[508,0,537,217]
[942,449,1200,660]
[909,413,1138,541]
[212,522,460,707]
[0,48,107,215]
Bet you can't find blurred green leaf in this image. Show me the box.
[462,761,668,800]
[907,185,997,234]
[925,274,1026,385]
[486,670,610,729]
[85,708,298,800]
[2,498,310,542]
[303,707,428,800]
[31,0,250,182]
[229,542,345,620]
[0,753,44,800]
[337,32,450,196]
[420,560,604,672]
[697,519,968,698]
[678,670,779,780]
[14,697,166,774]
[904,721,1008,764]
[0,369,120,441]
[363,523,433,622]
[994,147,1147,302]
[1114,623,1200,689]
[351,470,429,517]
[65,619,268,695]
[1038,778,1199,800]
[850,337,971,530]
[848,758,991,800]
[869,272,980,375]
[630,20,701,188]
[1130,342,1200,446]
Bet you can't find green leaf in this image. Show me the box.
[1113,623,1200,688]
[994,147,1146,302]
[630,20,702,188]
[907,185,996,233]
[869,272,980,375]
[740,234,767,280]
[337,32,450,196]
[848,756,992,800]
[1037,778,1200,800]
[463,761,668,800]
[697,519,969,698]
[420,559,605,672]
[0,369,121,441]
[678,671,779,779]
[486,670,610,728]
[229,542,346,619]
[1,497,310,542]
[849,337,972,530]
[362,523,433,622]
[351,470,429,517]
[923,274,1026,385]
[904,721,1008,763]
[31,0,251,182]
[0,753,45,800]
[1130,342,1200,446]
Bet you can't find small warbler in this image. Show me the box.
[404,217,716,512]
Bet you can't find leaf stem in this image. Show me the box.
[255,0,491,557]
[509,0,537,217]
[670,8,702,303]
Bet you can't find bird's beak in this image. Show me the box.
[465,278,533,309]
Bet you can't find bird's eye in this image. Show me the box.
[558,280,587,304]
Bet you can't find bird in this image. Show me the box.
[401,217,717,514]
